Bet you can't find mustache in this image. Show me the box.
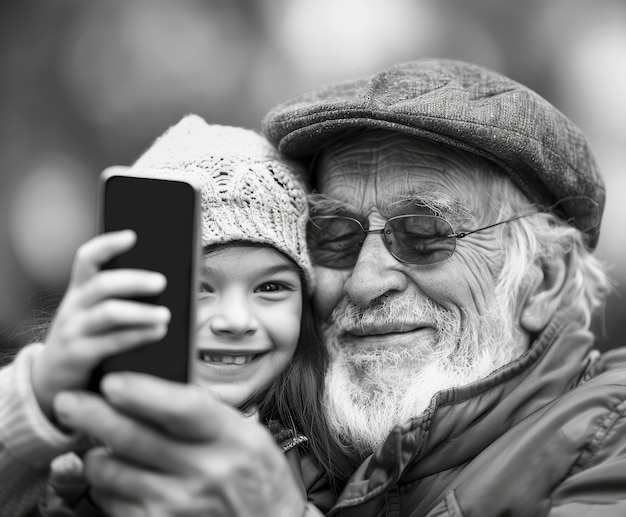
[327,294,451,333]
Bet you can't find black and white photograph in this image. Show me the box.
[1,1,625,515]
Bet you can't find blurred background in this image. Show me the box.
[1,0,624,358]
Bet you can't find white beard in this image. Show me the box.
[322,290,523,459]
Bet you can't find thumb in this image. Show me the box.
[101,373,238,440]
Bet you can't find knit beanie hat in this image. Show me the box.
[129,114,315,289]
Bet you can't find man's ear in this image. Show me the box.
[519,254,569,333]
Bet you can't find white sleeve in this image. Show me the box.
[0,343,82,516]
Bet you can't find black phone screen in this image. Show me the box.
[89,173,199,391]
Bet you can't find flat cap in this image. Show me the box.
[263,58,604,249]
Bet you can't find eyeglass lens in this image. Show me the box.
[308,215,456,267]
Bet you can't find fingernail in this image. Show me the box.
[116,229,136,243]
[156,306,171,321]
[101,374,124,396]
[54,392,77,420]
[150,273,167,289]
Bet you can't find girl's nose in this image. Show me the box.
[198,291,258,338]
[209,310,257,338]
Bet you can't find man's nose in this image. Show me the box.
[344,232,408,307]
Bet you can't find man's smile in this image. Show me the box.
[341,323,434,336]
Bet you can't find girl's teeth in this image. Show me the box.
[199,353,254,364]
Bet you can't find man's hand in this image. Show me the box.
[53,374,307,517]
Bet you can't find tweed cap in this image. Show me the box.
[263,58,604,249]
[130,115,314,288]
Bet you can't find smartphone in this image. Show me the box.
[88,168,200,392]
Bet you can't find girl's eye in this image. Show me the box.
[256,282,291,293]
[199,282,214,294]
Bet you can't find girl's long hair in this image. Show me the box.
[239,270,355,492]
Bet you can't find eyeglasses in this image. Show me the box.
[307,197,599,268]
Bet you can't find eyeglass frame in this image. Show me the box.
[307,196,599,266]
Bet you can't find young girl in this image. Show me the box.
[0,116,345,516]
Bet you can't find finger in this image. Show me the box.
[85,448,164,502]
[70,230,137,285]
[79,299,171,334]
[91,498,149,517]
[48,298,169,352]
[89,486,146,517]
[85,448,228,517]
[102,165,130,178]
[68,268,167,309]
[54,391,188,472]
[101,374,236,440]
[63,324,169,366]
[90,497,146,517]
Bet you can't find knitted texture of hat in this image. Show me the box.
[130,115,314,288]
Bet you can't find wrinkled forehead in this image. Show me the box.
[313,130,505,217]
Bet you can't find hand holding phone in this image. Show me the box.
[31,229,171,420]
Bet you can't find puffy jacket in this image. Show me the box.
[327,309,626,516]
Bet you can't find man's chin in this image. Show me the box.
[335,342,432,384]
[343,362,417,393]
[323,358,438,458]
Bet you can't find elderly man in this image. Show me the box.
[29,59,626,516]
